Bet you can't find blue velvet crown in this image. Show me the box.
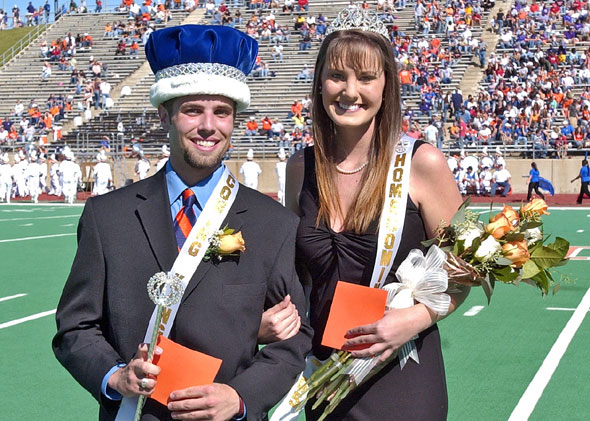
[146,25,259,112]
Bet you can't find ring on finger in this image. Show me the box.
[140,377,149,390]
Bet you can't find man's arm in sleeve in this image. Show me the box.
[52,198,126,408]
[226,215,313,419]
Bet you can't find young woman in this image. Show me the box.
[527,162,545,201]
[284,12,469,419]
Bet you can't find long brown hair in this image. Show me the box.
[311,30,402,233]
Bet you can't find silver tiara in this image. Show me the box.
[326,5,390,39]
[155,62,247,83]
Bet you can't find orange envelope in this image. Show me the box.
[150,336,223,405]
[321,281,387,350]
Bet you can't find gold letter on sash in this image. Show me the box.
[394,152,406,167]
[389,183,402,198]
[188,241,201,256]
[380,250,393,266]
[161,306,172,324]
[384,233,395,249]
[220,186,231,200]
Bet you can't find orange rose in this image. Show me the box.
[218,231,246,254]
[485,214,512,239]
[522,198,550,216]
[502,240,530,268]
[498,205,520,228]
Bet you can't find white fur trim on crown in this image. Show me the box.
[150,73,251,112]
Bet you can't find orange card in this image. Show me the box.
[321,281,387,350]
[150,336,223,405]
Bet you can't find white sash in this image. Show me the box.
[369,135,418,368]
[270,136,416,421]
[116,166,239,421]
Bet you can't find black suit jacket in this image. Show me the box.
[53,168,312,420]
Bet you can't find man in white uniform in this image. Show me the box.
[479,147,494,170]
[92,150,112,196]
[25,151,42,203]
[240,148,262,190]
[491,163,511,196]
[60,148,82,204]
[48,154,61,196]
[0,153,13,203]
[39,154,48,194]
[479,166,493,196]
[134,153,151,180]
[155,145,170,172]
[275,148,287,205]
[12,153,28,198]
[494,146,506,169]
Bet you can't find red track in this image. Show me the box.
[7,192,590,207]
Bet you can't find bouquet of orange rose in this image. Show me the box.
[285,197,569,421]
[432,197,569,302]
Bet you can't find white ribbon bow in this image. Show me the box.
[343,245,451,383]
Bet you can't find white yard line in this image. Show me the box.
[0,203,83,207]
[546,307,576,311]
[509,288,590,421]
[0,293,27,303]
[0,233,75,243]
[463,305,484,316]
[0,215,79,222]
[0,309,56,330]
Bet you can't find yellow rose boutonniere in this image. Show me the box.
[205,227,245,262]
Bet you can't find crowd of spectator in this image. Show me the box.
[0,1,52,29]
[243,92,313,154]
[442,0,590,158]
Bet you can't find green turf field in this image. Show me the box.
[1,204,589,420]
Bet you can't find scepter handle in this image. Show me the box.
[134,304,164,421]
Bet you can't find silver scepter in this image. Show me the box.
[134,272,184,421]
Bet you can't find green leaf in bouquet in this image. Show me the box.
[521,220,543,230]
[545,237,570,256]
[452,239,463,256]
[504,232,525,242]
[469,236,482,254]
[491,265,520,283]
[531,242,570,269]
[530,270,550,295]
[481,274,494,304]
[495,256,515,266]
[421,237,438,248]
[522,260,541,279]
[450,197,470,226]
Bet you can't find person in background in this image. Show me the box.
[571,158,590,205]
[239,148,262,190]
[527,162,544,201]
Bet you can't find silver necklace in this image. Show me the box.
[335,161,369,175]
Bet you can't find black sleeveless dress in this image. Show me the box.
[297,142,448,420]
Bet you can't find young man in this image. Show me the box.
[53,25,312,421]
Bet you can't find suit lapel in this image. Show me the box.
[135,170,178,273]
[180,187,248,304]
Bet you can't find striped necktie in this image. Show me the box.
[174,189,197,250]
